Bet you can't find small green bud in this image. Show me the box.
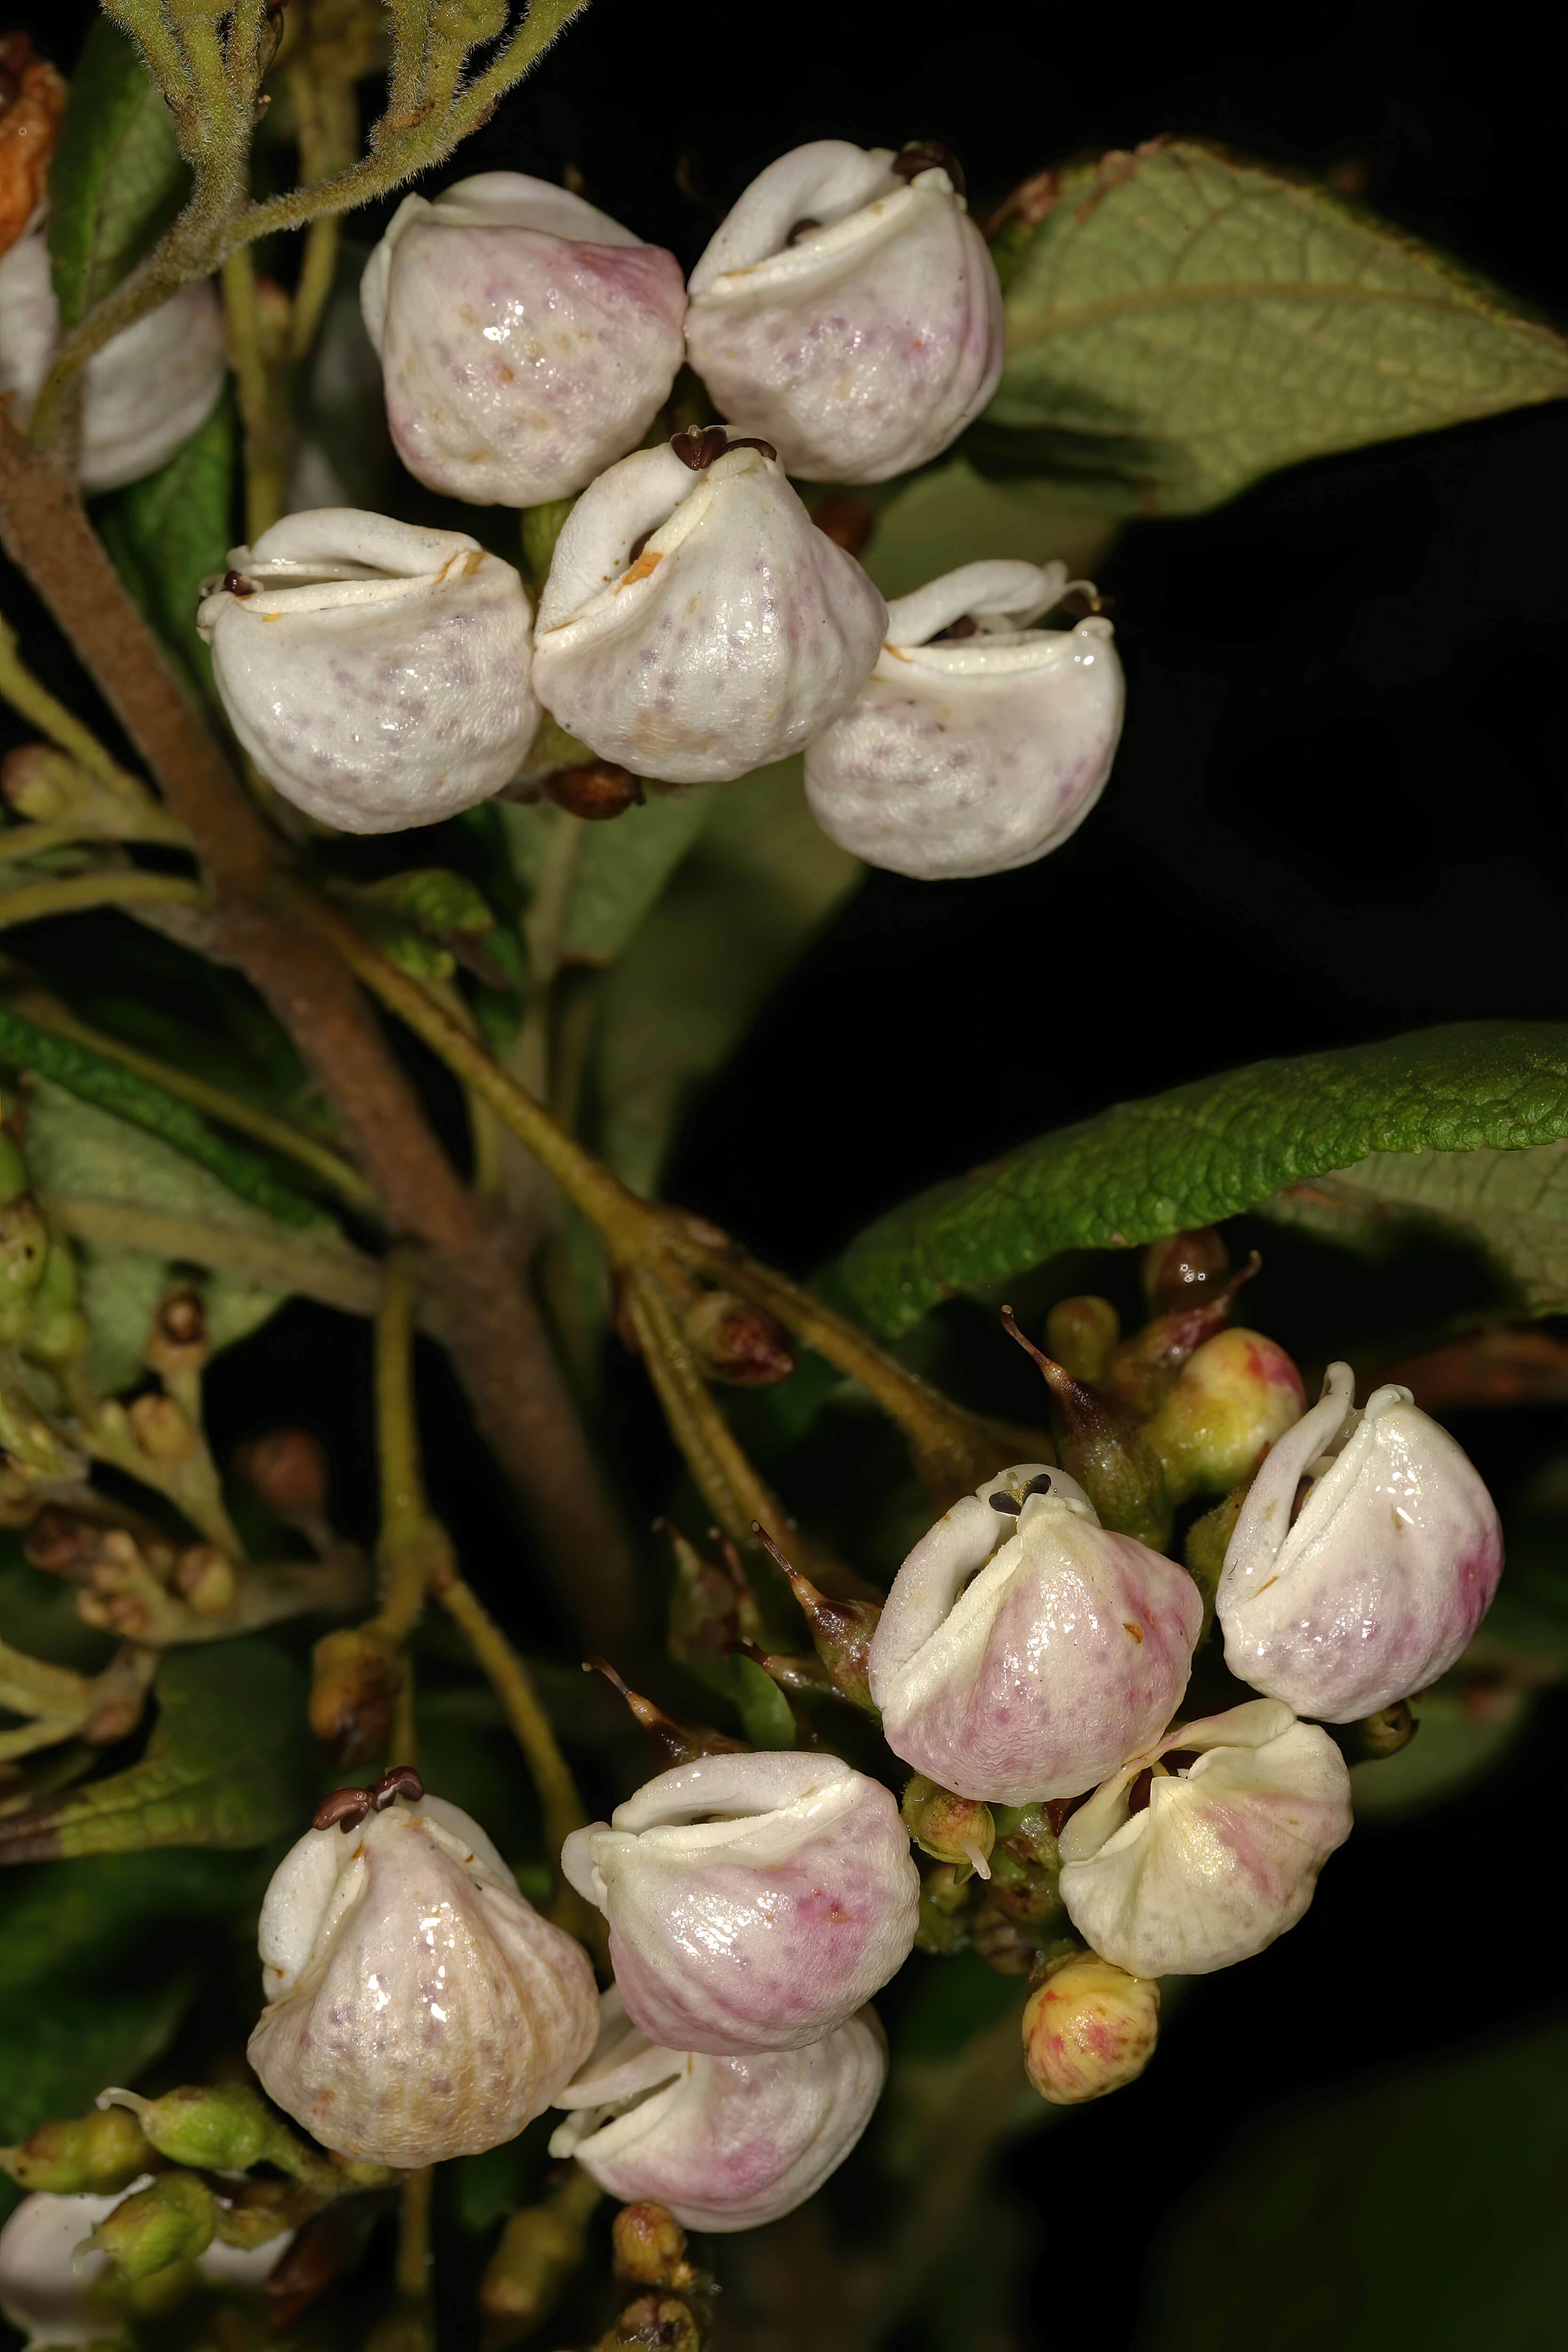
[521,497,577,588]
[988,1802,1066,1932]
[100,2082,274,2173]
[1000,1315,1173,1552]
[1183,1476,1253,1642]
[0,2101,153,2194]
[900,1773,995,1881]
[0,1187,49,1342]
[1331,1699,1419,1763]
[1043,1295,1120,1387]
[481,2171,599,2345]
[21,1228,88,1363]
[1144,1327,1305,1503]
[752,1524,881,1714]
[915,1862,973,1955]
[89,2169,216,2282]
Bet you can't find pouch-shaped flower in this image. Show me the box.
[1057,1699,1353,1976]
[803,560,1124,879]
[360,172,688,506]
[685,140,1004,483]
[247,1789,597,2166]
[867,1463,1201,1805]
[0,229,225,493]
[196,509,539,833]
[548,1988,887,2232]
[1217,1361,1503,1722]
[560,1751,918,2054]
[530,431,887,783]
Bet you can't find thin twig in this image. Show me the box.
[0,872,209,931]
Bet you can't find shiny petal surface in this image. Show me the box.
[1218,1364,1503,1721]
[248,1797,597,2165]
[196,507,539,833]
[531,441,886,783]
[0,232,225,493]
[868,1466,1201,1804]
[560,1753,918,2054]
[1058,1699,1352,1975]
[686,141,1004,483]
[548,1991,887,2231]
[362,172,687,506]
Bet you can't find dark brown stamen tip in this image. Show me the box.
[313,1786,372,1833]
[726,435,777,462]
[371,1764,423,1810]
[222,570,256,597]
[933,614,980,641]
[786,216,821,245]
[1023,1471,1054,1498]
[893,140,965,196]
[670,425,730,471]
[988,1492,1018,1515]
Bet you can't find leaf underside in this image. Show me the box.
[981,141,1568,514]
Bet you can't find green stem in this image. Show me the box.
[0,872,208,932]
[3,988,380,1217]
[42,1196,383,1318]
[220,248,286,545]
[0,616,173,811]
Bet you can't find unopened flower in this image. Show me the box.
[0,2181,286,2349]
[1058,1699,1353,1976]
[360,172,687,506]
[561,1750,918,2054]
[549,1989,886,2232]
[1021,1953,1159,2105]
[531,430,886,783]
[196,509,539,833]
[685,139,1004,483]
[803,560,1123,878]
[1217,1361,1503,1722]
[867,1463,1201,1805]
[1144,1327,1306,1503]
[0,230,224,492]
[247,1772,597,2166]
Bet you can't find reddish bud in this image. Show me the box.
[1103,1254,1260,1419]
[682,1291,796,1387]
[542,763,645,821]
[233,1427,330,1520]
[1139,1226,1231,1315]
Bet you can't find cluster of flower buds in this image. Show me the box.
[186,140,1122,870]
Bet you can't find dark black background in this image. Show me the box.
[4,2,1567,2344]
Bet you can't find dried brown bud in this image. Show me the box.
[233,1427,330,1520]
[23,1503,94,1577]
[542,762,645,820]
[0,33,66,258]
[1139,1226,1230,1315]
[584,1657,750,1765]
[309,1625,399,1764]
[145,1287,208,1380]
[600,2294,702,2352]
[681,1291,795,1387]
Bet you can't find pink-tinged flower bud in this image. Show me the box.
[548,1989,886,2232]
[560,1751,918,2054]
[1144,1328,1306,1503]
[684,140,1003,484]
[360,172,688,506]
[803,562,1123,879]
[1217,1361,1503,1723]
[1021,1954,1159,2105]
[866,1464,1201,1805]
[531,433,886,784]
[196,510,539,833]
[1058,1699,1353,1976]
[0,229,225,492]
[247,1778,597,2166]
[0,2181,286,2346]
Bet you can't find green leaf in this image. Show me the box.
[730,1653,797,1749]
[94,392,237,700]
[592,760,861,1193]
[0,1848,263,1994]
[46,18,188,328]
[1256,1140,1568,1315]
[1141,2017,1568,2352]
[0,1004,319,1229]
[1347,1683,1536,1822]
[0,1552,116,1673]
[22,1076,335,1393]
[499,786,716,970]
[832,1021,1568,1339]
[0,1973,199,2161]
[0,1640,309,1864]
[980,141,1568,514]
[862,455,1119,604]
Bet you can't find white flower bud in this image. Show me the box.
[1217,1362,1504,1723]
[360,172,688,506]
[531,433,886,783]
[196,509,539,833]
[1058,1699,1353,1976]
[803,560,1123,879]
[685,141,1004,483]
[560,1751,918,2054]
[548,1988,886,2232]
[0,2182,286,2348]
[0,229,225,494]
[867,1464,1202,1805]
[247,1787,597,2166]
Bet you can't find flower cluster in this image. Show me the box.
[186,142,1120,869]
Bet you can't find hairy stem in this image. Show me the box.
[0,418,640,1644]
